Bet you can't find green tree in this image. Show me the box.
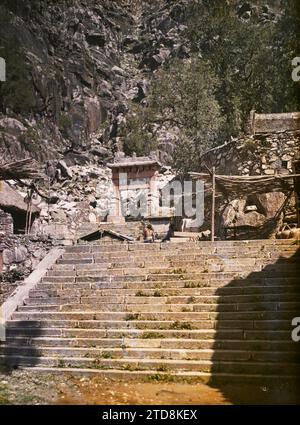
[121,105,158,157]
[186,0,300,141]
[124,58,224,172]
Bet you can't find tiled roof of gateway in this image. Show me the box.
[108,155,161,168]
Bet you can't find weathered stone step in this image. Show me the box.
[58,249,300,262]
[9,313,297,331]
[28,285,300,299]
[64,240,297,255]
[17,366,300,384]
[1,355,299,375]
[35,278,300,292]
[1,345,299,363]
[5,336,297,352]
[56,257,297,269]
[17,300,300,314]
[67,250,298,262]
[12,307,299,319]
[24,293,300,305]
[6,326,293,341]
[5,327,242,339]
[55,253,300,270]
[41,270,300,284]
[46,266,300,279]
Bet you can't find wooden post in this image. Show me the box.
[292,161,300,227]
[211,166,216,242]
[48,177,51,226]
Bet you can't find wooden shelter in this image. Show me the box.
[190,171,300,241]
[0,159,44,234]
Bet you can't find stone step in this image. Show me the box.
[58,249,300,262]
[9,313,297,330]
[38,276,300,290]
[16,367,300,384]
[24,293,300,305]
[59,252,297,264]
[41,270,300,284]
[28,285,300,299]
[1,345,299,363]
[12,308,299,319]
[6,326,293,340]
[35,278,300,293]
[55,254,300,270]
[1,355,299,375]
[5,327,241,339]
[46,263,300,276]
[17,301,300,314]
[50,257,300,272]
[64,241,297,254]
[4,336,297,352]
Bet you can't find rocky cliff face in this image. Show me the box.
[0,0,283,167]
[0,0,132,163]
[0,0,192,165]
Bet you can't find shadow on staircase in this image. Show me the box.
[0,320,43,374]
[209,245,300,404]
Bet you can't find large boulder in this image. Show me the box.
[254,192,286,218]
[0,118,26,137]
[2,249,15,265]
[14,246,28,263]
[0,182,40,215]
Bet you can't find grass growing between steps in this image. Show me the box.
[170,321,193,330]
[125,313,140,321]
[141,332,165,339]
[184,282,210,288]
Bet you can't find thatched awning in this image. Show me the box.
[0,181,40,215]
[78,228,134,243]
[0,159,45,181]
[189,172,299,198]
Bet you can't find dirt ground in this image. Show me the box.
[0,371,299,405]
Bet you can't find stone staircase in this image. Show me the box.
[1,240,300,383]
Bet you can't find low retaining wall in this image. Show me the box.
[0,248,64,341]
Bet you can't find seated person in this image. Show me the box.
[144,224,155,243]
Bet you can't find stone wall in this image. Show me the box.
[251,112,300,134]
[0,210,13,235]
[199,128,300,239]
[0,235,55,275]
[201,131,300,176]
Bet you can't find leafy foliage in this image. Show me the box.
[186,0,300,141]
[123,58,224,172]
[0,269,24,284]
[122,106,158,156]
